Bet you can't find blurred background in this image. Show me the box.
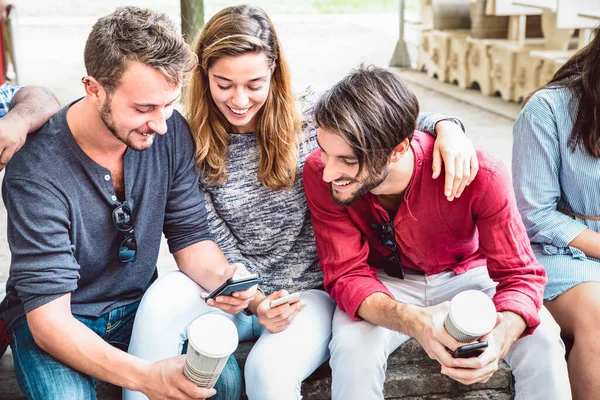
[6,0,411,103]
[4,0,595,281]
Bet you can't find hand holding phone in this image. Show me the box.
[453,341,489,358]
[204,274,262,302]
[269,293,301,309]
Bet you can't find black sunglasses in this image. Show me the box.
[371,220,405,279]
[112,203,137,263]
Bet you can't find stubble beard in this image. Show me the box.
[329,168,389,207]
[100,97,156,152]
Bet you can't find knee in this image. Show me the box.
[572,305,600,341]
[329,323,388,368]
[244,349,301,400]
[528,312,567,357]
[509,310,567,370]
[137,271,205,319]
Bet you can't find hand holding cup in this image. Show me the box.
[184,314,239,389]
[444,290,497,343]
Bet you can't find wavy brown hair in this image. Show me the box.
[185,5,301,189]
[526,26,600,157]
[314,65,419,177]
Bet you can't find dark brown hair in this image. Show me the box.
[84,6,195,93]
[314,65,420,176]
[526,26,600,157]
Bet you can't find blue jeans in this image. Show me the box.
[10,301,242,400]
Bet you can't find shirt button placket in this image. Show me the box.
[104,174,116,202]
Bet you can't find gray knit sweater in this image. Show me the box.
[202,89,457,294]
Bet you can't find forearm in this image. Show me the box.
[496,311,526,358]
[568,228,600,259]
[356,292,422,336]
[174,239,231,292]
[9,86,60,133]
[28,313,149,392]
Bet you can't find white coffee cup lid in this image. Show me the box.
[449,290,496,336]
[188,314,239,358]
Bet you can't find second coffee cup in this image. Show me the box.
[444,290,496,343]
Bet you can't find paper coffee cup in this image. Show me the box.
[444,290,496,343]
[184,314,239,388]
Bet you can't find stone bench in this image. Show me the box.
[0,338,515,399]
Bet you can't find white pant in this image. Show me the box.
[329,267,572,400]
[123,271,335,400]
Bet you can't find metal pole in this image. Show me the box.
[390,0,411,68]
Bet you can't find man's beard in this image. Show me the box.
[329,168,389,207]
[100,98,156,151]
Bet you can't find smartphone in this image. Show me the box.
[269,293,302,309]
[453,341,489,358]
[205,274,262,302]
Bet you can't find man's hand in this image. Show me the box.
[200,263,257,314]
[255,290,306,333]
[0,111,29,169]
[439,313,505,385]
[411,302,465,368]
[432,120,479,201]
[142,355,216,399]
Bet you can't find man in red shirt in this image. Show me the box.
[303,66,571,400]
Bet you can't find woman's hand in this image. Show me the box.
[255,290,306,333]
[432,120,479,201]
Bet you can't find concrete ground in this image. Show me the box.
[0,1,520,397]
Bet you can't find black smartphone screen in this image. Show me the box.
[205,275,261,301]
[453,341,489,358]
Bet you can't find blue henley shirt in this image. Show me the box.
[0,100,212,328]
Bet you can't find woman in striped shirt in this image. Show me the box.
[512,26,600,400]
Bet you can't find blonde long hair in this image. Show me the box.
[185,5,302,189]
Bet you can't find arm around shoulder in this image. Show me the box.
[0,86,60,169]
[9,86,60,133]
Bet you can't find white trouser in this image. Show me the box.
[123,271,335,400]
[329,267,571,400]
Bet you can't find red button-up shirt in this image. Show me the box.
[303,132,546,335]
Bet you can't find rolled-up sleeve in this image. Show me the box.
[473,161,547,336]
[0,83,22,117]
[416,112,465,137]
[2,178,79,313]
[163,116,213,253]
[512,99,587,247]
[303,152,392,320]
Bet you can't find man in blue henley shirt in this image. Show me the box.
[0,7,253,400]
